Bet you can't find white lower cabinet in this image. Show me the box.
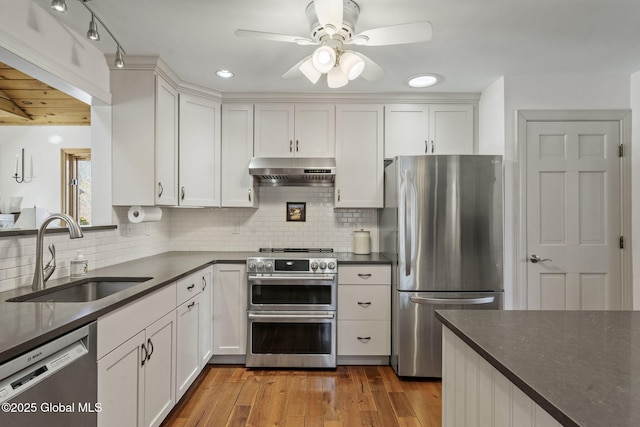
[97,309,176,427]
[213,263,247,356]
[176,293,201,400]
[337,264,391,360]
[199,266,213,366]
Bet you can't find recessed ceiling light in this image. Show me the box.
[216,69,234,79]
[407,74,441,88]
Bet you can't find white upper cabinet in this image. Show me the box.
[178,93,221,207]
[154,76,179,205]
[221,104,258,207]
[254,103,335,157]
[384,103,475,158]
[384,104,429,158]
[335,104,384,208]
[112,69,179,206]
[429,104,474,155]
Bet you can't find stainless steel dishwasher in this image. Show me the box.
[0,322,98,427]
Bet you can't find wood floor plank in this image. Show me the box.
[161,365,442,427]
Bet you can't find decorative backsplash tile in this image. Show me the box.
[0,187,379,291]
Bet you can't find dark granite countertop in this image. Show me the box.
[0,251,390,365]
[435,310,640,427]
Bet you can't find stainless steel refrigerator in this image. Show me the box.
[380,155,503,377]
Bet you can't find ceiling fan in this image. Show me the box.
[235,0,433,88]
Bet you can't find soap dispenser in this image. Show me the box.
[70,250,88,278]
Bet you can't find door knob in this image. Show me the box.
[530,254,551,263]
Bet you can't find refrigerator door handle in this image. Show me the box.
[409,296,495,305]
[404,169,412,276]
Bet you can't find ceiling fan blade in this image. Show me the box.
[282,57,308,79]
[314,0,343,36]
[352,52,386,82]
[234,29,317,45]
[347,21,433,46]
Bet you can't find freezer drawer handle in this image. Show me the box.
[357,336,371,343]
[409,296,495,305]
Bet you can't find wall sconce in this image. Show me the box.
[13,148,33,184]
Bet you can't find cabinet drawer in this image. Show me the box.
[338,265,390,285]
[177,271,203,306]
[338,285,390,320]
[98,283,176,359]
[338,320,390,356]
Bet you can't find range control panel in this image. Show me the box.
[246,257,337,274]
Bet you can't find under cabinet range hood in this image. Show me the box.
[248,157,336,187]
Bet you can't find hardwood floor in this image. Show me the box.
[162,365,442,427]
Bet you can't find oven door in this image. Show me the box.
[246,311,336,368]
[248,274,336,311]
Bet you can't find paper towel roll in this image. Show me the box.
[128,206,162,223]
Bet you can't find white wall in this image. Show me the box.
[500,74,631,309]
[0,126,91,214]
[478,76,505,155]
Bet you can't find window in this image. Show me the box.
[61,148,91,225]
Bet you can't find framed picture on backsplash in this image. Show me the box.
[286,202,306,222]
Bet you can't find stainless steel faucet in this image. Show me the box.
[31,213,84,291]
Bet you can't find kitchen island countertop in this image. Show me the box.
[0,251,390,365]
[435,309,640,427]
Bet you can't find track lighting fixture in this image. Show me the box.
[114,47,125,68]
[87,14,100,41]
[51,0,67,13]
[50,0,126,68]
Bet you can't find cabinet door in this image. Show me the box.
[176,294,201,400]
[254,103,295,157]
[98,331,145,427]
[384,104,429,158]
[143,311,176,427]
[155,75,179,205]
[179,94,221,207]
[335,104,384,208]
[221,104,257,207]
[429,104,474,154]
[199,266,213,367]
[213,264,247,355]
[294,104,335,157]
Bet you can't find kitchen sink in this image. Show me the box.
[7,277,153,303]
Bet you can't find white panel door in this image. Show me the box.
[294,104,335,157]
[213,264,247,355]
[384,104,429,158]
[154,75,178,205]
[254,103,295,157]
[429,104,474,155]
[526,121,621,310]
[221,104,257,207]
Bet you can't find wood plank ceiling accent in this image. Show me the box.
[0,61,90,126]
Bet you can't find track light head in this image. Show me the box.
[51,0,67,13]
[87,14,100,41]
[114,47,125,68]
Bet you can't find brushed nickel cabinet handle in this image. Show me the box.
[158,182,164,197]
[357,337,371,343]
[181,186,185,200]
[358,273,372,279]
[357,301,372,307]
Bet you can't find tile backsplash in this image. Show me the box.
[0,187,379,291]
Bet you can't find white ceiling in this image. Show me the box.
[34,0,640,94]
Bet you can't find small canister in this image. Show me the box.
[353,229,371,255]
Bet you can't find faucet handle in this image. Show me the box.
[43,244,56,282]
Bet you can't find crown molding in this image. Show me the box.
[220,91,480,104]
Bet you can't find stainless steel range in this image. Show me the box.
[246,249,337,369]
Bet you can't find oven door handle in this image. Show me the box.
[248,275,335,283]
[248,313,335,320]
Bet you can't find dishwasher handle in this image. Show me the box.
[409,296,495,305]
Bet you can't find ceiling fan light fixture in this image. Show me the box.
[51,0,67,13]
[87,14,100,41]
[299,58,322,84]
[407,74,441,88]
[340,51,365,80]
[312,45,336,73]
[327,67,349,88]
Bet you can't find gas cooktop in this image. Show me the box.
[258,248,334,253]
